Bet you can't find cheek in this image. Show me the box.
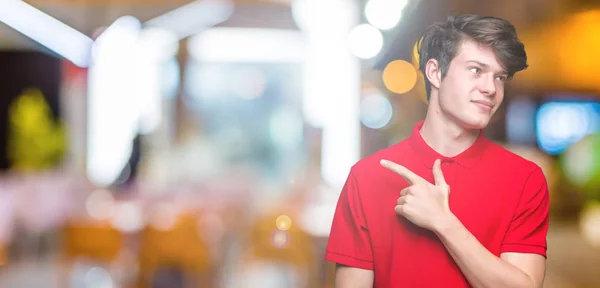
[438,91,463,114]
[441,75,471,96]
[495,86,505,102]
[455,77,477,95]
[439,75,477,106]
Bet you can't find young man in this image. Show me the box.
[325,14,549,287]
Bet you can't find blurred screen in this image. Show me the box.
[536,99,600,155]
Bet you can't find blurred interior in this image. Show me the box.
[0,0,599,287]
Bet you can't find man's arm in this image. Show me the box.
[326,171,375,288]
[335,264,374,288]
[435,215,545,288]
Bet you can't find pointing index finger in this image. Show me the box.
[380,160,424,185]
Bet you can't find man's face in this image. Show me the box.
[437,40,508,130]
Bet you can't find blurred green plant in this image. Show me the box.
[7,88,66,171]
[560,134,600,202]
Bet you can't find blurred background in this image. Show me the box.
[0,0,598,287]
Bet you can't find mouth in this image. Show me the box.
[471,100,494,111]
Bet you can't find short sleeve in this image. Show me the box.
[325,171,373,270]
[501,167,550,257]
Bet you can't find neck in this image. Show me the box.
[420,94,481,158]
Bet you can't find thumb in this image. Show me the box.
[433,159,448,187]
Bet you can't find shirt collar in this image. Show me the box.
[407,120,489,169]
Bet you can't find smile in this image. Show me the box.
[471,100,494,111]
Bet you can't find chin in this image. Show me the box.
[458,116,490,130]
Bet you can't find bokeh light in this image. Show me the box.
[291,0,356,33]
[536,102,600,155]
[561,134,600,199]
[563,136,596,186]
[85,189,115,221]
[149,203,180,231]
[347,24,383,59]
[360,93,393,129]
[270,229,290,249]
[84,266,114,288]
[275,215,292,231]
[382,59,417,94]
[364,0,407,30]
[110,202,144,233]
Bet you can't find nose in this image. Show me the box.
[479,74,496,97]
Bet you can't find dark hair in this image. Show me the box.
[417,14,528,98]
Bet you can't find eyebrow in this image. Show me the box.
[466,60,508,75]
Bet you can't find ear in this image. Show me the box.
[425,59,442,90]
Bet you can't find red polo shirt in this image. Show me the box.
[325,120,549,287]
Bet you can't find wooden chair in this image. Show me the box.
[60,220,124,287]
[240,211,317,288]
[136,213,213,288]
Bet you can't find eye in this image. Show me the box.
[495,75,507,82]
[469,67,481,74]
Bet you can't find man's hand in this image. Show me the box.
[381,159,547,288]
[380,159,453,231]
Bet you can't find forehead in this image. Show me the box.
[453,40,505,72]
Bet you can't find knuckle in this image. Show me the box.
[395,205,402,214]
